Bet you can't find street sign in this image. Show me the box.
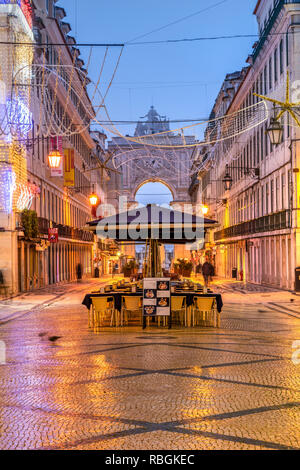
[48,228,58,244]
[143,278,171,317]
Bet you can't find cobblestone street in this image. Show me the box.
[0,281,299,450]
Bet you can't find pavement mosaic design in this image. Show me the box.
[0,284,299,450]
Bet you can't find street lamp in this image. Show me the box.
[201,204,209,216]
[48,149,62,169]
[223,165,233,191]
[89,193,99,207]
[267,117,284,146]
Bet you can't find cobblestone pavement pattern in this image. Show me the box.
[0,280,299,450]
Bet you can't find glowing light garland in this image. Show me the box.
[6,97,32,137]
[15,181,40,211]
[0,2,33,214]
[0,166,15,213]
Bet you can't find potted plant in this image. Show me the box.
[173,262,180,274]
[175,258,193,278]
[21,210,39,240]
[182,261,193,278]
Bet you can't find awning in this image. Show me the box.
[86,204,218,244]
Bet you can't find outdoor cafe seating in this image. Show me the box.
[83,204,223,331]
[82,278,223,331]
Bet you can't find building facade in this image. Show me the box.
[192,0,300,290]
[0,0,110,294]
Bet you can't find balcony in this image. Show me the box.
[214,210,291,241]
[253,0,300,63]
[38,218,94,243]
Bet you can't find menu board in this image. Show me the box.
[143,278,171,317]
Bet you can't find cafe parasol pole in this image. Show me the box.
[144,238,162,278]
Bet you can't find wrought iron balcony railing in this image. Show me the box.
[37,218,94,243]
[214,210,291,241]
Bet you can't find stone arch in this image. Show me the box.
[132,178,177,202]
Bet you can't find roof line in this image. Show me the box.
[253,0,262,15]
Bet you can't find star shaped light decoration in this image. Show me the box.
[254,71,300,127]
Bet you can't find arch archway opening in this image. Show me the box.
[135,180,173,208]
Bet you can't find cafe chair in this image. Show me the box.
[192,297,217,327]
[121,296,142,326]
[90,297,115,329]
[171,296,187,327]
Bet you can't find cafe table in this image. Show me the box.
[82,289,223,329]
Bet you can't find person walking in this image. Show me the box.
[202,258,213,287]
[113,262,119,278]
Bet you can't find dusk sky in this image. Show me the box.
[59,0,258,138]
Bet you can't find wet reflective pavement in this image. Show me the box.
[0,284,299,450]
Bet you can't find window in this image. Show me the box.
[261,126,264,161]
[256,130,260,166]
[48,191,50,219]
[265,123,268,157]
[279,39,284,75]
[270,180,274,213]
[274,47,278,83]
[288,170,292,209]
[264,65,268,94]
[261,186,264,216]
[259,72,263,95]
[275,177,279,212]
[281,174,286,209]
[269,56,272,89]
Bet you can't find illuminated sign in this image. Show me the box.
[0,1,33,28]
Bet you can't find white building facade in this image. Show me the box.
[194,0,300,290]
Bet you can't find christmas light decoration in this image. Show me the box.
[16,181,40,211]
[6,97,32,137]
[0,0,33,215]
[0,166,15,213]
[254,71,300,128]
